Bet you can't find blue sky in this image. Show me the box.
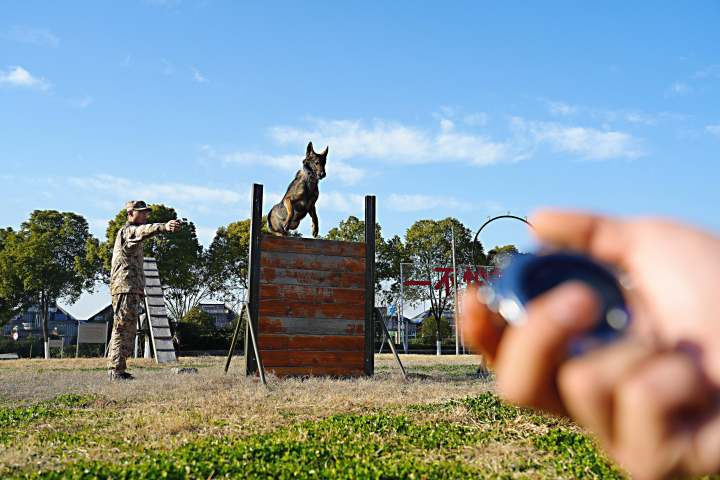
[1,1,719,317]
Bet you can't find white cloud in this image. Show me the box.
[463,112,488,127]
[547,101,577,116]
[0,66,50,90]
[191,66,207,83]
[667,82,691,96]
[693,65,720,80]
[316,191,366,213]
[387,193,468,212]
[513,118,643,160]
[706,125,720,139]
[70,174,244,206]
[270,119,433,162]
[68,95,93,109]
[205,146,366,185]
[621,111,656,125]
[195,226,218,246]
[4,26,59,48]
[270,117,519,166]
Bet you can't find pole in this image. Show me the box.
[451,224,459,355]
[399,263,408,353]
[224,304,245,374]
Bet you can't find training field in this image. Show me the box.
[0,354,624,479]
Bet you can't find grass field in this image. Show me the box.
[0,354,627,479]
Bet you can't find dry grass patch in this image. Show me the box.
[0,354,492,475]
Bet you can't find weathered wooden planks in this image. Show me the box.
[259,300,364,321]
[261,235,365,257]
[260,268,365,289]
[259,285,365,305]
[260,350,364,368]
[265,366,365,377]
[258,334,365,351]
[260,251,365,273]
[243,184,375,378]
[258,317,364,336]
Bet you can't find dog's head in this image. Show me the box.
[303,142,327,180]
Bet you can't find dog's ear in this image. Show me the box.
[319,145,329,157]
[306,142,315,157]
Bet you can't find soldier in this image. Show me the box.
[108,201,181,381]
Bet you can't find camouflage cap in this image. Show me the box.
[125,200,152,213]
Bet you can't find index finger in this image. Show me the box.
[531,209,630,268]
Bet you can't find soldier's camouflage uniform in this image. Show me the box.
[108,221,167,373]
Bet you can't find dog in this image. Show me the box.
[267,141,327,237]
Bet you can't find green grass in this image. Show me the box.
[0,394,96,428]
[4,392,624,479]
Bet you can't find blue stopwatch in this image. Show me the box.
[482,252,631,353]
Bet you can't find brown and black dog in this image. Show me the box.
[267,142,328,237]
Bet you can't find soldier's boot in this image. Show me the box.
[108,370,135,381]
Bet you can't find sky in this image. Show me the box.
[1,1,719,317]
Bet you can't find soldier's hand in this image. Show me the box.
[165,220,182,232]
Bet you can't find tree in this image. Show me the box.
[325,215,381,244]
[205,216,274,310]
[403,217,484,344]
[419,315,451,344]
[487,244,519,267]
[181,306,216,334]
[0,211,99,358]
[0,228,31,326]
[376,234,410,306]
[101,205,210,321]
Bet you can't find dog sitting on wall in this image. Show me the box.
[267,141,327,238]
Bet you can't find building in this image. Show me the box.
[410,308,459,337]
[197,303,238,330]
[375,306,418,340]
[2,303,79,343]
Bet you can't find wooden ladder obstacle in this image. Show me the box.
[141,257,177,363]
[242,183,376,378]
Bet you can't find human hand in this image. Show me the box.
[165,220,182,232]
[461,210,720,479]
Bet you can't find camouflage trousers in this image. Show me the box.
[108,293,143,373]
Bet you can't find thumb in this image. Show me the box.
[494,282,600,413]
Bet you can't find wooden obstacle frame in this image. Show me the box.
[243,183,376,378]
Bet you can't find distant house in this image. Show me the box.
[375,307,417,339]
[2,303,79,343]
[197,303,238,330]
[86,305,113,324]
[410,308,459,336]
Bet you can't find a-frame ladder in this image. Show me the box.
[142,257,177,363]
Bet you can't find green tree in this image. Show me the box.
[376,234,410,306]
[487,244,519,266]
[0,228,32,326]
[101,204,210,321]
[419,315,451,344]
[403,217,484,344]
[205,216,273,310]
[181,306,216,334]
[325,215,382,244]
[0,211,99,358]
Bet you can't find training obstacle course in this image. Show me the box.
[241,183,376,378]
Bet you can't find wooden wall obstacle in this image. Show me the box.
[244,183,376,378]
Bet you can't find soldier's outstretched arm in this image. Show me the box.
[124,220,181,249]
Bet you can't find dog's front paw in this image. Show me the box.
[312,225,319,238]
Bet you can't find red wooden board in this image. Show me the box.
[262,235,365,257]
